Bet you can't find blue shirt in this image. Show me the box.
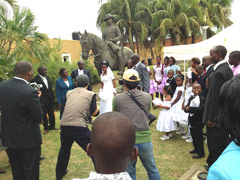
[164,65,180,78]
[207,141,240,180]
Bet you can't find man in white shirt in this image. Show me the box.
[72,112,138,180]
[71,61,92,91]
[31,65,57,134]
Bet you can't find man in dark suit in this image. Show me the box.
[196,65,204,86]
[71,61,92,91]
[31,65,57,134]
[0,61,43,180]
[203,45,233,168]
[131,54,150,93]
[201,55,214,97]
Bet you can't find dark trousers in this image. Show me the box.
[42,104,55,130]
[206,126,230,167]
[6,147,41,180]
[56,126,91,179]
[190,127,204,156]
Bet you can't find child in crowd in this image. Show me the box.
[166,69,176,97]
[187,57,201,84]
[72,112,137,180]
[153,56,163,98]
[156,85,177,140]
[184,83,205,159]
[171,75,188,134]
[142,60,155,99]
[165,56,181,78]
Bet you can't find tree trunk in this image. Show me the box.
[135,33,140,55]
[150,47,154,60]
[128,26,135,52]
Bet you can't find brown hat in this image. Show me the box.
[104,14,115,21]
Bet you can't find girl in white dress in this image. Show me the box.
[171,75,188,134]
[156,85,177,140]
[99,61,116,114]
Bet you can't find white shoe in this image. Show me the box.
[186,138,193,143]
[160,135,170,140]
[169,133,173,138]
[181,135,190,139]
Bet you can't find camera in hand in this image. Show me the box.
[119,79,123,85]
[30,82,43,91]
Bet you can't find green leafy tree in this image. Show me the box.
[0,7,48,80]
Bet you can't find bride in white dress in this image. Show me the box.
[99,61,116,114]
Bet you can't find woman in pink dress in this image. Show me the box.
[153,56,163,99]
[159,56,169,100]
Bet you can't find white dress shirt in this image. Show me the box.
[14,77,29,84]
[78,69,84,75]
[214,60,229,71]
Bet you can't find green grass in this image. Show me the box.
[0,74,208,180]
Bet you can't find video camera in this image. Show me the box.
[30,82,43,91]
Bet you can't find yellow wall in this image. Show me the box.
[48,39,82,64]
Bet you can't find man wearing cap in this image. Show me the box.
[56,74,99,180]
[113,69,161,180]
[102,14,124,75]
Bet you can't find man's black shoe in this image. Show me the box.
[189,150,197,154]
[40,156,45,161]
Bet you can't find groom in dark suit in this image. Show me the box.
[71,61,92,91]
[0,61,43,180]
[31,65,57,134]
[131,54,150,93]
[203,45,233,168]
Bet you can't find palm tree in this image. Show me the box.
[199,0,233,37]
[151,0,202,46]
[0,7,48,80]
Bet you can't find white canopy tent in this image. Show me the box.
[163,22,240,61]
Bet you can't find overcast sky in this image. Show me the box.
[17,0,240,40]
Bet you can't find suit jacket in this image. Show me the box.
[0,78,42,148]
[31,75,55,106]
[197,74,204,87]
[166,78,177,97]
[56,76,75,105]
[188,95,205,128]
[135,62,150,93]
[71,69,92,91]
[203,62,233,124]
[201,65,214,97]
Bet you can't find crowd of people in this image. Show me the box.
[0,46,240,180]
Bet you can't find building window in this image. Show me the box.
[62,53,71,64]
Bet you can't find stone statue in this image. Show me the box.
[78,31,133,76]
[102,14,124,75]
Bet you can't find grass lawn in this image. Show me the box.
[0,72,208,180]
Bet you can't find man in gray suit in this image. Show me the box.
[131,54,150,93]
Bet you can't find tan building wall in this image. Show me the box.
[48,39,82,64]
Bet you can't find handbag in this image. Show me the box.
[126,91,157,125]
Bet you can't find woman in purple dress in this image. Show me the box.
[159,56,169,100]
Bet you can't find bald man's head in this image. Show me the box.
[130,54,140,65]
[87,112,137,173]
[202,55,211,69]
[15,61,33,81]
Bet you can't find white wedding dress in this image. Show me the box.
[99,67,115,114]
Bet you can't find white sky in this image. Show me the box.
[17,0,240,40]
